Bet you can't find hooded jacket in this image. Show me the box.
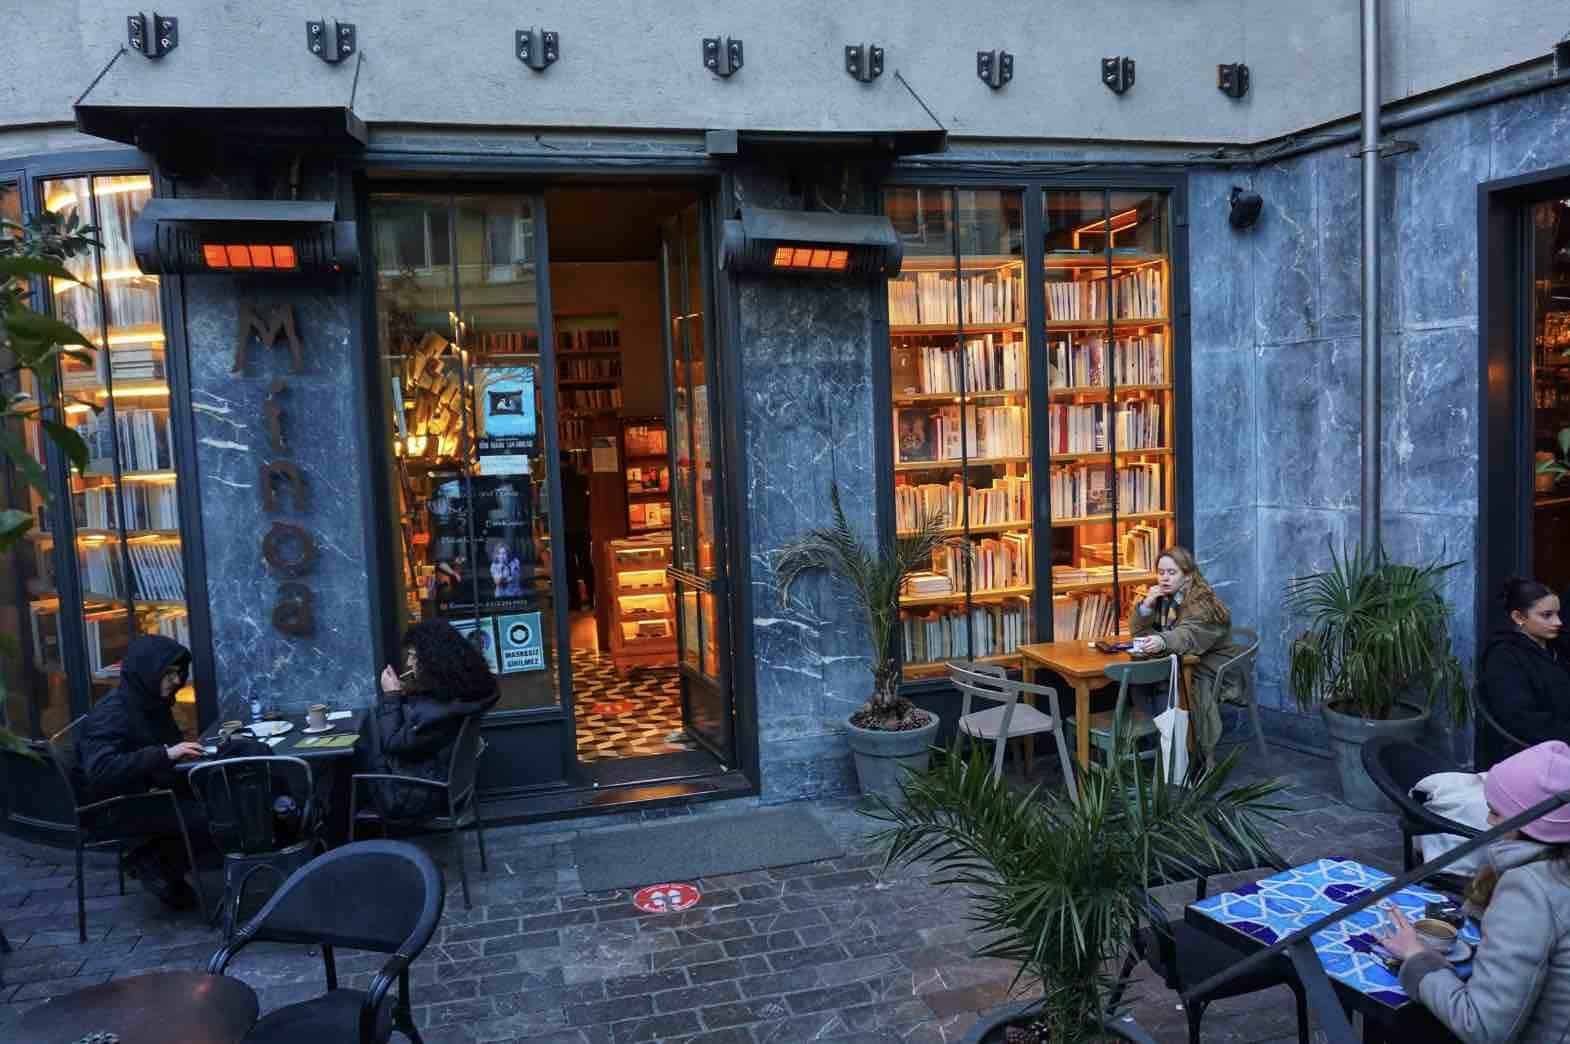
[1478,627,1570,770]
[1129,589,1246,758]
[355,679,498,821]
[1401,839,1570,1043]
[76,635,190,801]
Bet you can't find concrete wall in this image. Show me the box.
[5,1,1562,147]
[1187,79,1570,754]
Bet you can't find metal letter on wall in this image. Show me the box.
[234,303,304,374]
[262,521,319,578]
[271,582,316,637]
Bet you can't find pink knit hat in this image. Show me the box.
[1484,740,1570,844]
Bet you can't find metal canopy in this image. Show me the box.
[73,104,367,153]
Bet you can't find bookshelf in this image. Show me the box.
[882,186,1180,682]
[31,173,193,722]
[622,417,670,535]
[604,534,676,672]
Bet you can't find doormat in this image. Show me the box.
[574,806,844,893]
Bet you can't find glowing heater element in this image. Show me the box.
[202,244,302,271]
[770,246,850,271]
[722,207,901,279]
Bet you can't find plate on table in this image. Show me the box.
[248,720,294,738]
[302,723,335,734]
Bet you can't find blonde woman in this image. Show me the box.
[1128,546,1245,765]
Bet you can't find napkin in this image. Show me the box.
[327,710,354,721]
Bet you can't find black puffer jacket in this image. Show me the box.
[1477,626,1570,769]
[355,682,497,821]
[76,635,189,802]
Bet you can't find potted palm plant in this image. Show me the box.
[774,484,961,800]
[870,735,1285,1042]
[1287,543,1467,811]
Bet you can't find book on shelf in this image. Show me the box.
[74,482,179,531]
[559,357,621,381]
[1050,463,1163,520]
[891,335,1026,397]
[903,571,954,597]
[78,543,125,599]
[1116,462,1164,513]
[558,323,620,353]
[1048,333,1166,389]
[76,407,173,474]
[1052,590,1119,640]
[1046,266,1165,322]
[85,609,132,679]
[1111,401,1163,451]
[1121,524,1162,571]
[560,387,622,411]
[903,607,969,665]
[972,532,1032,591]
[126,541,186,603]
[623,423,667,457]
[889,268,1022,327]
[893,474,1031,532]
[972,599,1028,658]
[895,405,1025,464]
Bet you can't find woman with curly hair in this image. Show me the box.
[1128,546,1246,766]
[354,619,499,820]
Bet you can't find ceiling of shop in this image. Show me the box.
[545,188,701,263]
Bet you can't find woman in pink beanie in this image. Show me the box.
[1379,740,1570,1041]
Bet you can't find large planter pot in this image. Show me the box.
[1321,700,1430,812]
[845,712,940,801]
[959,1000,1158,1043]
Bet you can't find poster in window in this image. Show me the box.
[429,473,538,617]
[474,365,536,476]
[449,617,501,675]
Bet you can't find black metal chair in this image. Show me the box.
[188,755,322,939]
[207,840,443,1044]
[1360,737,1480,894]
[0,719,208,941]
[349,714,488,908]
[1471,686,1530,769]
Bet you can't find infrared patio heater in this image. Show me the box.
[131,199,358,275]
[720,207,902,279]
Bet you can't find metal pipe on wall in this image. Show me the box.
[1359,0,1382,550]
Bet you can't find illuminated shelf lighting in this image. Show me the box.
[106,326,166,346]
[44,176,153,214]
[52,268,158,291]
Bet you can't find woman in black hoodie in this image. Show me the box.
[355,619,499,821]
[1478,577,1570,769]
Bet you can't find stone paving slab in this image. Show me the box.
[0,737,1401,1043]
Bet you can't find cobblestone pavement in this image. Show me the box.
[0,735,1410,1043]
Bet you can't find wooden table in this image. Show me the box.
[19,969,258,1043]
[1019,640,1194,769]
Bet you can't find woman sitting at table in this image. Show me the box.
[1477,576,1570,769]
[354,619,499,821]
[1379,739,1570,1042]
[1127,546,1244,768]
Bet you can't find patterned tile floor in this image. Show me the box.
[570,647,697,763]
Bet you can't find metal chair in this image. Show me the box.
[1081,658,1172,765]
[1,719,208,941]
[1215,626,1267,757]
[188,755,322,939]
[948,662,1078,801]
[1471,686,1530,769]
[208,840,443,1044]
[1360,737,1480,895]
[349,714,489,908]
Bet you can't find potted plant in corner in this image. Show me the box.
[870,734,1285,1042]
[774,483,961,800]
[1287,543,1467,811]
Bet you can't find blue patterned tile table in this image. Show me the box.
[1186,859,1477,1039]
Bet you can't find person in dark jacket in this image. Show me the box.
[355,619,499,821]
[1477,576,1570,770]
[75,634,206,908]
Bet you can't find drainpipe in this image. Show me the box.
[1359,0,1382,551]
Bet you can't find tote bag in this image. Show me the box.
[1151,653,1190,783]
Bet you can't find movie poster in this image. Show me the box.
[429,473,540,618]
[473,366,537,476]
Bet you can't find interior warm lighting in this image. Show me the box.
[96,383,170,399]
[51,267,157,292]
[106,326,166,346]
[771,244,851,271]
[203,244,228,268]
[43,175,153,214]
[1071,207,1141,248]
[121,470,177,483]
[204,243,301,272]
[175,683,196,704]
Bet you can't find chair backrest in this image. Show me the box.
[238,839,444,956]
[188,756,314,855]
[1360,737,1458,801]
[1229,627,1260,653]
[1104,657,1175,711]
[947,661,1016,720]
[1470,686,1529,766]
[445,714,485,808]
[0,740,80,835]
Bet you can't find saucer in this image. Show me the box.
[302,723,334,734]
[249,720,294,738]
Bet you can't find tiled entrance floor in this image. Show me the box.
[0,735,1413,1043]
[571,648,696,763]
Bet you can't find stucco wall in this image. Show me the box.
[3,1,1561,147]
[1187,80,1570,755]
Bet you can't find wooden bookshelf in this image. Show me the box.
[604,535,676,673]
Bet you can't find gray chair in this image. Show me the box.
[948,662,1078,802]
[1215,626,1266,757]
[349,715,489,909]
[1082,657,1173,765]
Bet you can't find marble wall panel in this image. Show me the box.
[1396,107,1490,326]
[1387,327,1480,515]
[1191,348,1257,514]
[1194,506,1259,636]
[1379,511,1480,676]
[1251,161,1320,345]
[1189,170,1255,353]
[1490,83,1570,181]
[1315,144,1401,341]
[1253,506,1353,712]
[1256,339,1361,511]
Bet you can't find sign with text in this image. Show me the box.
[497,611,546,673]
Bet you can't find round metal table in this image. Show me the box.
[18,970,258,1044]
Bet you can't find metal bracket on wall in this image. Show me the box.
[1102,56,1135,94]
[1217,62,1249,99]
[845,43,883,83]
[704,36,743,78]
[976,50,1013,89]
[1554,39,1570,80]
[127,12,177,58]
[307,18,356,64]
[516,27,559,71]
[1346,139,1419,160]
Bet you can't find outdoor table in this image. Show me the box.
[18,969,258,1044]
[1018,640,1196,769]
[1185,857,1475,1043]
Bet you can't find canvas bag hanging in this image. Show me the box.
[1151,653,1190,783]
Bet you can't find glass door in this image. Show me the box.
[660,202,734,763]
[1529,197,1570,592]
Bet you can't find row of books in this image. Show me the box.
[127,541,186,603]
[626,465,669,493]
[1046,267,1165,321]
[1048,333,1167,389]
[476,331,541,353]
[894,475,1030,532]
[559,357,620,381]
[560,388,622,412]
[1048,463,1166,520]
[889,268,1023,326]
[1117,463,1165,514]
[85,611,130,680]
[74,482,180,531]
[1046,402,1163,454]
[901,599,1031,664]
[973,533,1032,591]
[629,501,669,530]
[1052,590,1120,640]
[895,405,1027,464]
[891,334,1027,397]
[1122,524,1163,571]
[78,408,173,474]
[624,424,667,457]
[559,326,620,352]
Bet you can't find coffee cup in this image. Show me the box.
[1413,917,1458,952]
[307,704,328,730]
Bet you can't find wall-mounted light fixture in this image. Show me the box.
[132,199,358,275]
[517,27,559,71]
[977,49,1013,89]
[1218,62,1250,99]
[720,208,902,279]
[1103,56,1135,94]
[307,18,356,64]
[1229,186,1263,230]
[704,36,744,78]
[127,12,177,59]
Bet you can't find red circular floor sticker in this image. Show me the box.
[590,700,636,717]
[633,882,701,914]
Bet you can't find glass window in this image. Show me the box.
[373,193,558,712]
[1530,199,1570,592]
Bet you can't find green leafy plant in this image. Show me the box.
[773,483,964,730]
[1287,543,1468,723]
[1536,427,1570,481]
[869,736,1285,1041]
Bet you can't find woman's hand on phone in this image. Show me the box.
[380,665,403,694]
